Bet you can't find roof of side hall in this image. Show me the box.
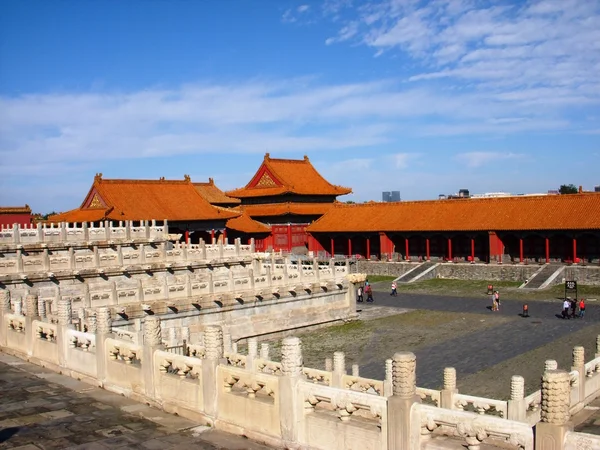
[306,193,600,233]
[48,174,240,223]
[225,153,352,198]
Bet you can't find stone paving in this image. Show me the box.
[0,353,271,450]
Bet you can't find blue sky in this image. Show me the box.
[1,0,599,213]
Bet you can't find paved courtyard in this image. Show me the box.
[0,353,271,450]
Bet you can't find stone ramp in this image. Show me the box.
[520,263,563,289]
[395,261,438,283]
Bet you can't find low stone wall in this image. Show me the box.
[358,261,600,285]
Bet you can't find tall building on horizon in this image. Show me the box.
[382,191,401,202]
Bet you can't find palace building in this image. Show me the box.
[47,174,270,243]
[306,194,600,263]
[225,153,352,252]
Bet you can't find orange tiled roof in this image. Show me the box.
[0,205,31,214]
[226,153,352,198]
[306,194,600,233]
[194,179,240,205]
[239,202,335,217]
[226,213,270,234]
[48,174,240,223]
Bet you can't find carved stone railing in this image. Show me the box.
[416,387,441,407]
[418,404,533,450]
[187,343,206,359]
[224,351,247,368]
[156,350,202,380]
[301,381,386,425]
[303,367,332,386]
[106,338,142,365]
[67,329,96,352]
[34,321,57,342]
[453,393,508,418]
[584,356,600,377]
[564,430,600,450]
[342,374,384,396]
[256,358,282,375]
[221,365,278,401]
[5,313,25,333]
[523,390,541,426]
[113,328,138,343]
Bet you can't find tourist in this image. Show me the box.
[390,281,397,297]
[579,298,586,318]
[570,297,577,318]
[562,298,571,319]
[494,290,500,310]
[365,284,374,303]
[357,285,364,303]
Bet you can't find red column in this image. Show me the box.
[519,238,523,263]
[366,237,371,260]
[330,236,335,257]
[426,238,430,261]
[379,232,393,260]
[185,230,189,243]
[405,237,409,261]
[545,237,550,263]
[222,228,227,244]
[447,238,452,261]
[287,224,292,252]
[210,229,215,244]
[348,237,352,257]
[573,237,577,262]
[471,238,475,261]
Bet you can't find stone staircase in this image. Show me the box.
[520,263,563,289]
[395,261,437,283]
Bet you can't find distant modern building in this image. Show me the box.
[382,191,401,202]
[595,185,600,193]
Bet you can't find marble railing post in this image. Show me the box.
[247,337,258,371]
[38,296,47,321]
[260,342,270,360]
[507,375,526,422]
[82,222,89,241]
[384,358,393,396]
[0,290,11,346]
[203,326,224,419]
[333,351,345,387]
[571,346,585,410]
[282,258,289,284]
[234,238,241,257]
[535,370,572,450]
[351,364,359,377]
[279,337,303,446]
[24,294,40,355]
[42,248,50,271]
[440,367,457,409]
[95,307,112,383]
[56,298,73,368]
[313,258,320,282]
[325,357,333,372]
[250,238,255,253]
[13,297,23,316]
[388,352,421,450]
[545,359,558,371]
[218,241,224,259]
[223,332,232,353]
[16,249,24,273]
[596,335,600,358]
[142,316,163,398]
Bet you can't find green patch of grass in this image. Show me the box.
[365,275,397,283]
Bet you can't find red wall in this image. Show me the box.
[0,213,31,228]
[254,224,309,252]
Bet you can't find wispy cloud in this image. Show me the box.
[455,151,524,168]
[392,153,421,169]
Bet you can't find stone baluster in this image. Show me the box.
[68,247,75,270]
[117,244,123,266]
[325,357,333,372]
[93,245,100,268]
[104,221,111,241]
[235,238,241,257]
[56,298,73,368]
[545,359,558,371]
[96,307,112,335]
[247,337,258,371]
[2,290,11,312]
[384,358,393,396]
[313,257,320,282]
[37,222,43,242]
[388,352,420,450]
[144,220,150,239]
[141,316,162,398]
[82,283,91,308]
[16,249,24,274]
[223,332,232,352]
[596,335,600,358]
[38,296,47,321]
[351,364,359,377]
[250,237,255,253]
[283,257,289,284]
[208,272,214,295]
[25,294,39,318]
[232,342,238,353]
[572,346,585,408]
[535,370,572,450]
[508,375,526,421]
[266,265,272,289]
[167,327,176,347]
[57,299,72,327]
[260,342,270,360]
[13,298,23,316]
[280,337,303,445]
[440,367,457,409]
[139,244,146,264]
[181,326,190,345]
[82,222,89,241]
[203,326,224,418]
[87,312,97,333]
[13,224,20,245]
[333,351,345,387]
[60,222,67,241]
[218,241,224,259]
[42,248,50,271]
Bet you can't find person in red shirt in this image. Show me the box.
[579,298,586,318]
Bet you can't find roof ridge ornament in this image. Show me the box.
[184,174,191,182]
[94,173,103,182]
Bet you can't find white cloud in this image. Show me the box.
[392,153,421,169]
[297,5,310,13]
[455,152,524,168]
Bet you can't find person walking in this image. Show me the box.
[494,291,500,310]
[562,298,571,319]
[570,297,577,318]
[491,291,498,311]
[390,281,398,297]
[579,298,586,318]
[365,284,374,303]
[357,285,364,303]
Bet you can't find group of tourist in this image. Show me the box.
[356,281,374,303]
[490,290,501,311]
[562,298,586,319]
